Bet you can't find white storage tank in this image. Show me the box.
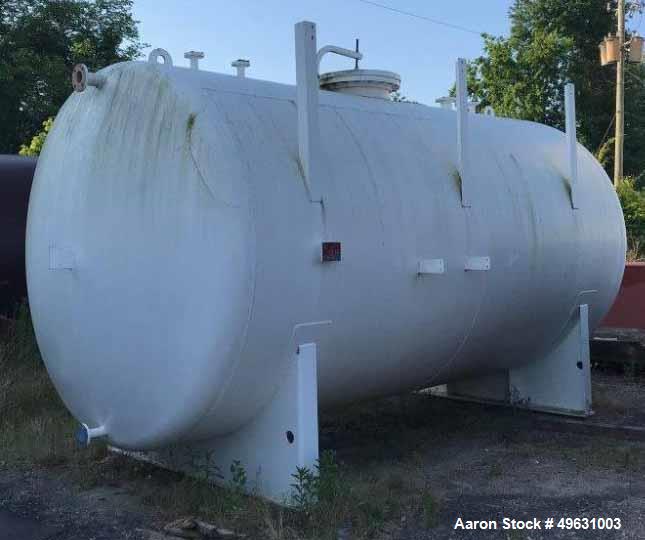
[26,25,625,489]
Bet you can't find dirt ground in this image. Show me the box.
[0,468,154,539]
[2,371,645,540]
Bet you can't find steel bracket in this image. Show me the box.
[565,83,579,209]
[464,256,490,271]
[417,258,445,275]
[509,303,592,415]
[143,343,320,503]
[456,58,471,208]
[49,246,75,270]
[441,304,592,417]
[295,21,323,203]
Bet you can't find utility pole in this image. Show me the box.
[600,1,642,185]
[614,0,626,186]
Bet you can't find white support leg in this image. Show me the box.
[143,343,320,503]
[438,304,592,417]
[295,21,322,203]
[456,58,471,208]
[565,82,579,209]
[509,304,592,416]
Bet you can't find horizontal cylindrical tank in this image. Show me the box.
[1,155,36,315]
[26,61,625,449]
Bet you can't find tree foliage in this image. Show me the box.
[617,177,645,259]
[0,0,145,154]
[19,117,54,157]
[467,0,645,182]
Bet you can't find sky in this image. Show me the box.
[132,0,516,106]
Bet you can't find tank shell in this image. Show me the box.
[0,155,36,315]
[26,61,626,449]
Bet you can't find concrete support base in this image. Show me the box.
[438,304,592,417]
[131,343,320,503]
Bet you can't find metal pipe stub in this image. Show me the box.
[75,423,107,447]
[72,64,105,92]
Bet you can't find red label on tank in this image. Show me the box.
[322,242,341,262]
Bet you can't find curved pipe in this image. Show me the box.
[148,48,173,67]
[316,45,362,71]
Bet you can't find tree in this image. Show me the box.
[616,177,645,259]
[466,0,645,181]
[0,0,145,154]
[19,117,54,157]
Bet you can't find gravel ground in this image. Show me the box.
[0,468,154,540]
[393,425,645,539]
[1,371,645,540]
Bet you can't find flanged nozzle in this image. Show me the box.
[71,64,105,92]
[231,59,250,78]
[185,50,205,70]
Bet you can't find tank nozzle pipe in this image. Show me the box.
[231,58,250,77]
[75,423,107,447]
[71,64,105,93]
[184,51,205,70]
[435,96,456,110]
[316,45,363,72]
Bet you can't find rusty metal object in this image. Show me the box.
[600,262,645,330]
[0,155,36,315]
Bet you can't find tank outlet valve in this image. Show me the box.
[71,64,105,92]
[75,423,107,447]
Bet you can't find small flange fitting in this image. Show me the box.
[231,59,250,78]
[72,64,105,92]
[185,50,205,70]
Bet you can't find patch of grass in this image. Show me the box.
[509,434,643,474]
[0,304,74,464]
[284,451,435,539]
[0,304,113,483]
[0,306,439,538]
[141,476,240,519]
[488,461,503,479]
[505,530,528,540]
[421,488,438,528]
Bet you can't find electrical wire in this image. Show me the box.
[596,113,616,155]
[355,0,484,35]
